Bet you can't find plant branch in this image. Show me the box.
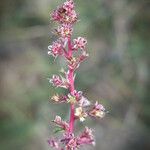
[68,37,75,133]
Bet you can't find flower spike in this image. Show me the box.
[47,0,107,149]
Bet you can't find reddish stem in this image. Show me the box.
[68,37,75,133]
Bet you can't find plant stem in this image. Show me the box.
[68,37,75,133]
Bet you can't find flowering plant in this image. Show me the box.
[48,1,106,149]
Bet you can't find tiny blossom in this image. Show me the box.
[78,96,91,107]
[56,24,73,37]
[71,90,83,101]
[51,6,65,21]
[51,0,77,24]
[49,75,62,86]
[67,52,89,70]
[48,39,64,58]
[89,101,105,118]
[95,101,105,111]
[78,51,89,63]
[49,75,69,89]
[68,10,78,23]
[63,0,74,13]
[66,137,78,150]
[71,90,90,107]
[51,94,67,103]
[67,56,80,70]
[67,94,76,104]
[51,7,77,24]
[53,116,69,132]
[61,133,78,150]
[63,0,77,24]
[77,127,95,146]
[73,37,87,50]
[75,107,87,122]
[61,133,74,145]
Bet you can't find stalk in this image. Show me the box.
[68,37,75,133]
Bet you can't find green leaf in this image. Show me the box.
[53,127,64,134]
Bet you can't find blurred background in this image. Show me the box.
[0,0,150,150]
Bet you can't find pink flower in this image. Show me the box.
[49,75,62,86]
[51,6,66,23]
[73,37,87,50]
[60,127,95,149]
[49,75,69,89]
[63,0,74,13]
[89,101,105,118]
[61,133,78,150]
[67,56,80,70]
[78,51,89,62]
[51,94,67,103]
[75,107,87,122]
[61,133,73,144]
[78,96,91,107]
[56,24,73,38]
[94,101,105,111]
[77,127,95,146]
[51,0,77,24]
[66,52,89,70]
[53,116,69,132]
[71,90,83,101]
[68,10,78,23]
[48,39,63,58]
[66,137,78,150]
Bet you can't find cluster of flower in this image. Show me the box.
[48,126,95,150]
[48,0,106,150]
[51,90,105,122]
[48,0,88,70]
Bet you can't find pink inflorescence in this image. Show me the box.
[48,0,106,150]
